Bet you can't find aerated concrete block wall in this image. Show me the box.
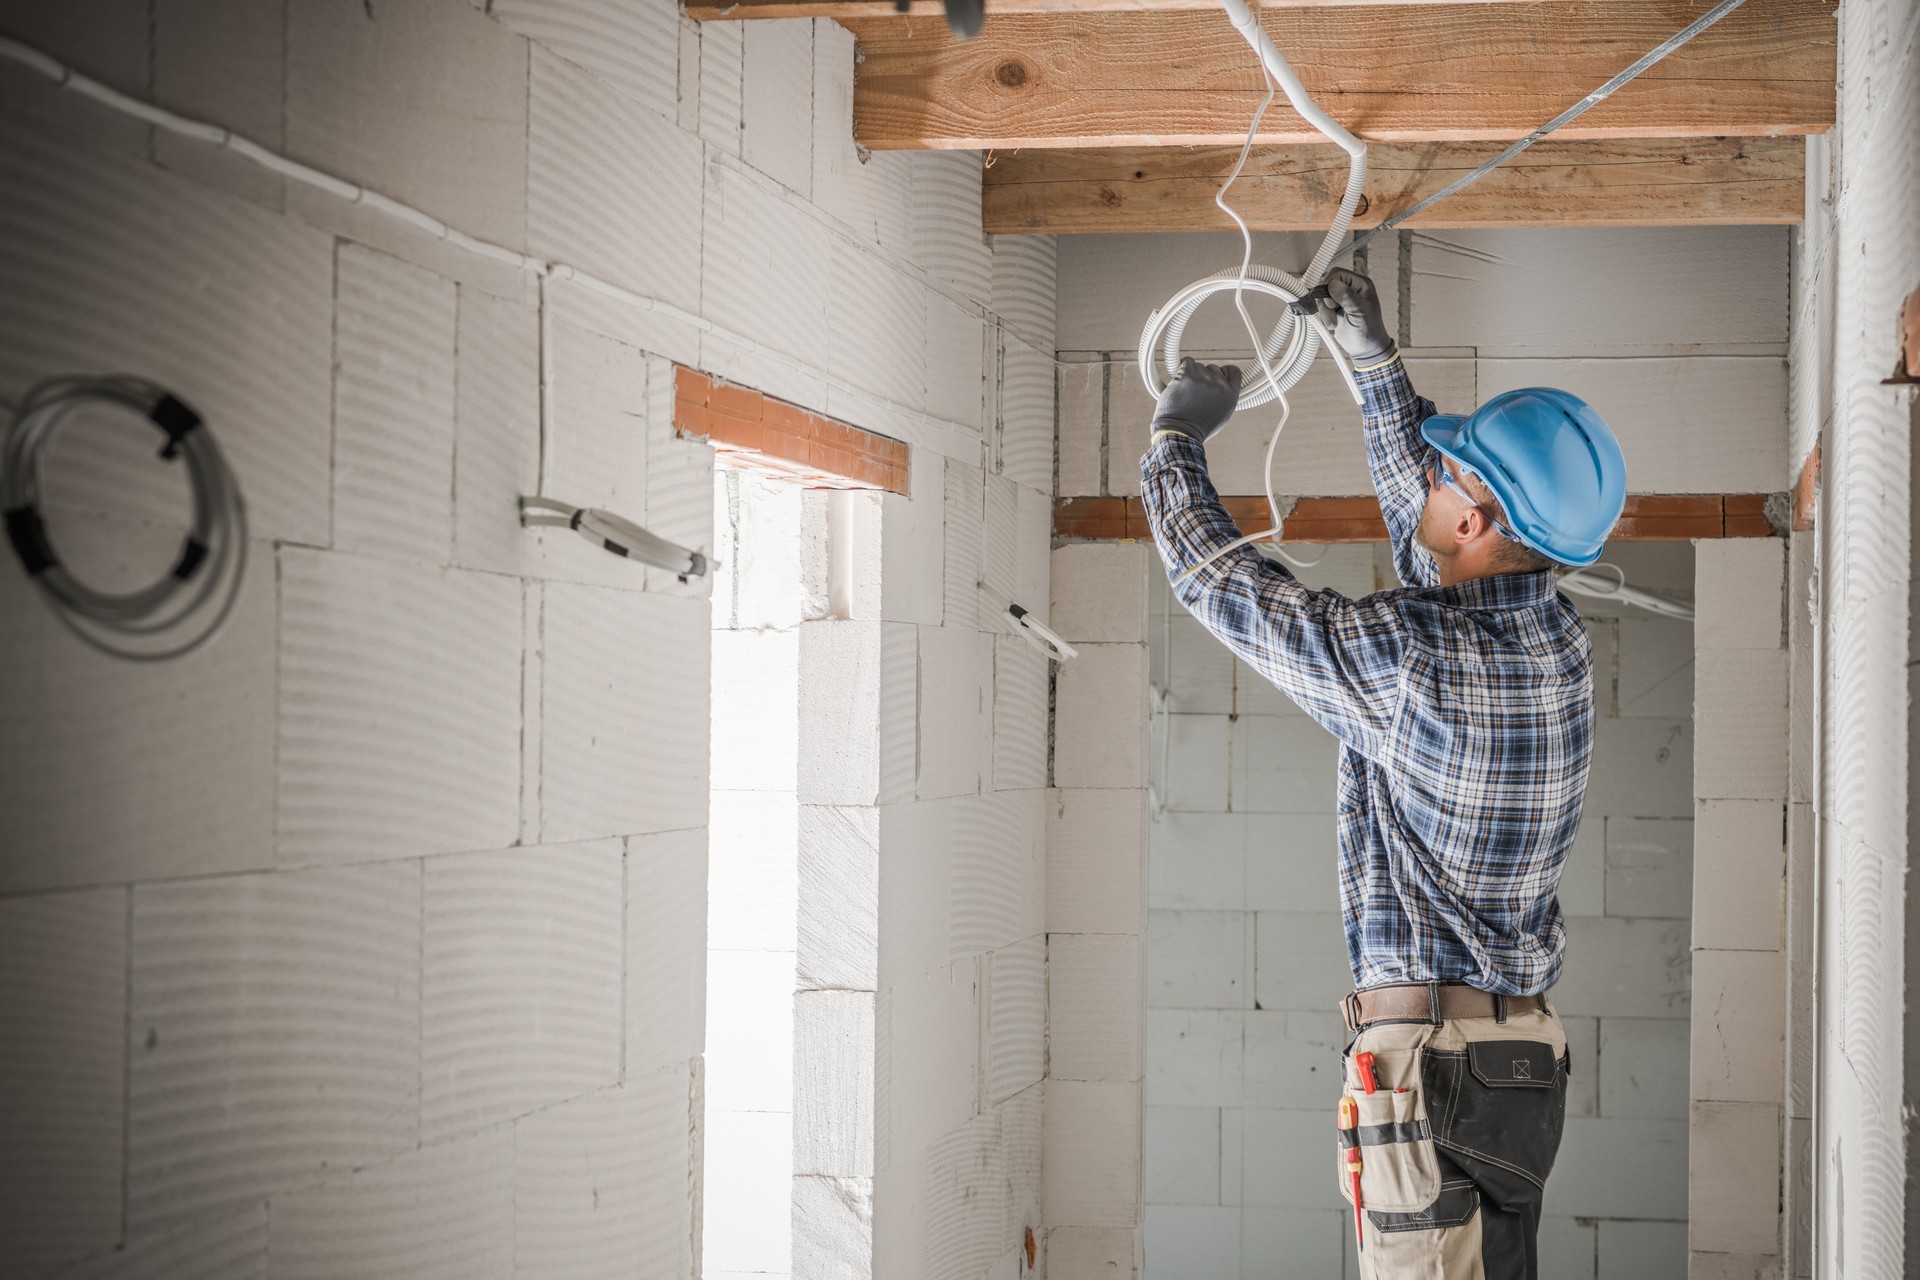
[0,4,1055,1277]
[1047,540,1155,1280]
[1048,224,1792,1278]
[1789,0,1920,1273]
[1686,536,1790,1277]
[1140,541,1699,1279]
[1058,227,1789,506]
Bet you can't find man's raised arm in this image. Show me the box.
[1323,269,1441,589]
[1139,359,1405,757]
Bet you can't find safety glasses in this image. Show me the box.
[1428,457,1520,544]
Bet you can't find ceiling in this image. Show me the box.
[686,0,1836,235]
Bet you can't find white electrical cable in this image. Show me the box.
[1146,0,1752,602]
[1555,563,1696,621]
[1153,0,1366,585]
[520,495,708,579]
[978,581,1079,662]
[0,35,977,468]
[1139,0,1366,416]
[1340,0,1751,262]
[1,377,249,661]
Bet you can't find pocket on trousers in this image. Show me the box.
[1334,1024,1444,1216]
[1422,1038,1569,1203]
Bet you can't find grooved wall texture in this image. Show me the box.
[1056,227,1789,504]
[1140,542,1697,1279]
[1792,0,1920,1274]
[1050,223,1790,1278]
[0,4,1055,1278]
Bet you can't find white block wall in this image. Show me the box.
[1140,541,1698,1279]
[1047,542,1154,1279]
[1057,228,1788,503]
[1789,0,1920,1273]
[0,5,1054,1277]
[1687,540,1791,1276]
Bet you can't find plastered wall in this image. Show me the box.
[1141,542,1698,1279]
[0,3,1055,1277]
[1789,0,1920,1273]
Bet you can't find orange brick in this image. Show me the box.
[709,382,764,422]
[1724,515,1776,538]
[674,403,714,440]
[1791,448,1818,531]
[1290,496,1385,521]
[707,415,765,455]
[1620,494,1722,518]
[1054,497,1128,539]
[762,399,809,440]
[674,366,712,405]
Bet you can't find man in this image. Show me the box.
[1139,268,1627,1279]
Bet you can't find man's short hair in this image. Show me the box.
[1459,471,1560,574]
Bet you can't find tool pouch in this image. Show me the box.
[1334,1023,1442,1214]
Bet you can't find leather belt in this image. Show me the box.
[1341,982,1549,1033]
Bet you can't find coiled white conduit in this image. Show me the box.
[1139,0,1366,415]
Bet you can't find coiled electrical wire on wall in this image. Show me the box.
[1,376,248,661]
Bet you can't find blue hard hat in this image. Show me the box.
[1419,388,1627,567]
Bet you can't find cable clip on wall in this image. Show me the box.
[1,376,248,661]
[978,581,1078,663]
[519,495,709,582]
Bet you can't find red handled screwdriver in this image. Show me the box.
[1338,1096,1364,1254]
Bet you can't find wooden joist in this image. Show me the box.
[847,0,1836,151]
[983,136,1805,232]
[690,0,1556,17]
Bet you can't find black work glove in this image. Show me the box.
[1321,268,1396,365]
[1152,357,1243,443]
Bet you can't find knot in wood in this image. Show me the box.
[993,60,1029,89]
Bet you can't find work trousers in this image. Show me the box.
[1335,1003,1569,1279]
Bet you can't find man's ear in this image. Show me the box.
[1452,504,1480,545]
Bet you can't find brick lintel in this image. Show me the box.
[674,365,910,495]
[1056,493,1787,543]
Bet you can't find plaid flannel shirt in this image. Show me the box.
[1139,354,1593,996]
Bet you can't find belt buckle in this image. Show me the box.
[1341,991,1363,1034]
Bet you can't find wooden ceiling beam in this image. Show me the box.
[689,0,1553,18]
[846,0,1836,151]
[983,136,1806,233]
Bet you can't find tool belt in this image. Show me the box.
[1341,982,1549,1033]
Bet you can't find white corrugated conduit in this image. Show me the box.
[0,31,1719,631]
[1142,0,1368,582]
[0,34,1106,653]
[1149,0,1752,591]
[1554,564,1695,621]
